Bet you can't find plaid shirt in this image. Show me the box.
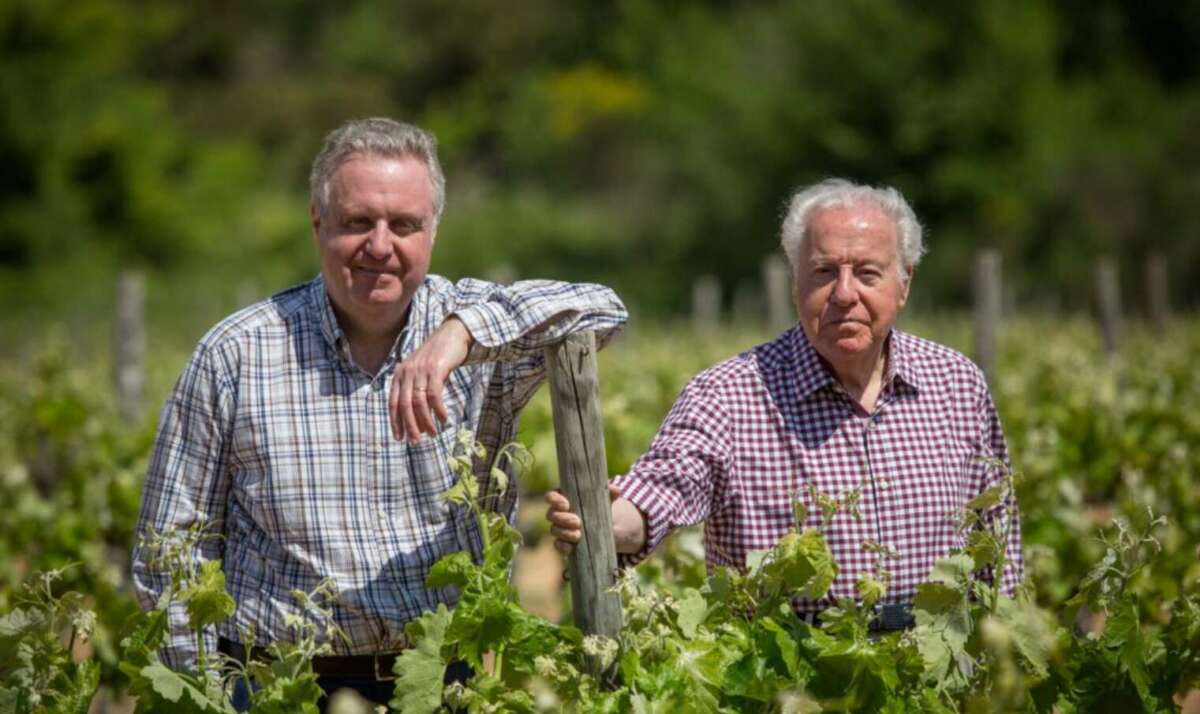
[613,326,1022,609]
[132,274,626,669]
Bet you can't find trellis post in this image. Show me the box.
[691,274,722,332]
[115,270,146,424]
[1145,252,1168,335]
[545,331,622,677]
[762,254,793,334]
[973,250,1002,382]
[1094,257,1121,358]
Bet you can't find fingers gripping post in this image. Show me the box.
[545,332,623,654]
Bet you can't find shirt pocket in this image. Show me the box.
[410,423,459,493]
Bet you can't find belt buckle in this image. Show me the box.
[374,653,396,682]
[871,603,913,632]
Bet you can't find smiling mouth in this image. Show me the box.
[353,266,392,277]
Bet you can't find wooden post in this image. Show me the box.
[545,332,623,667]
[691,274,721,331]
[114,270,146,424]
[1094,258,1121,357]
[236,279,260,309]
[1145,252,1168,335]
[485,263,518,286]
[732,281,764,328]
[973,250,1002,381]
[761,254,793,334]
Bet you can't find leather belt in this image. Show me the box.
[870,603,915,632]
[799,603,915,632]
[219,638,401,681]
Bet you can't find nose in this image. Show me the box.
[363,221,391,260]
[831,267,858,307]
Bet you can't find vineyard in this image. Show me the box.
[2,317,1199,712]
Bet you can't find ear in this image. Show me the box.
[897,266,913,309]
[310,201,321,240]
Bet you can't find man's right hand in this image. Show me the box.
[545,483,647,555]
[389,316,473,444]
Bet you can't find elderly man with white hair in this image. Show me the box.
[546,178,1022,631]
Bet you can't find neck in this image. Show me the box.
[331,300,410,373]
[830,343,886,393]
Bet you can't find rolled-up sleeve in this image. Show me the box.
[450,278,627,364]
[130,341,236,670]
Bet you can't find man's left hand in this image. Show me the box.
[389,317,473,443]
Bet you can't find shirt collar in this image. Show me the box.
[789,326,837,400]
[789,326,923,400]
[311,274,347,355]
[885,328,923,393]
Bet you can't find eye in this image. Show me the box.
[345,217,371,231]
[390,218,422,236]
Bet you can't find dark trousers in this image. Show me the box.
[317,660,473,711]
[231,659,473,712]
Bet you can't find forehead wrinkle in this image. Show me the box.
[329,156,433,211]
[808,219,899,266]
[330,189,429,224]
[808,238,894,263]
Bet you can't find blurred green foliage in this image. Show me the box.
[2,0,1199,321]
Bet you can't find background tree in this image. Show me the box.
[2,0,1197,325]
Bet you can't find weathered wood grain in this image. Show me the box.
[545,331,623,672]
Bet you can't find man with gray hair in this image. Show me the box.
[133,117,627,708]
[547,178,1021,632]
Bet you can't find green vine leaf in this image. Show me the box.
[390,605,452,714]
[675,588,707,639]
[179,560,235,631]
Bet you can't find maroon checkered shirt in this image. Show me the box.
[613,326,1022,609]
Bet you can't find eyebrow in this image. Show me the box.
[339,207,426,224]
[809,254,889,268]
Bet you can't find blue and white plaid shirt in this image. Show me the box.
[132,274,626,668]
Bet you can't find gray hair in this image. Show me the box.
[309,117,446,231]
[779,178,925,280]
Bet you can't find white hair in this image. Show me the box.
[309,117,446,230]
[779,178,925,280]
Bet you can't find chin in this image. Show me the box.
[833,341,873,355]
[367,290,407,307]
[344,284,399,306]
[818,331,877,355]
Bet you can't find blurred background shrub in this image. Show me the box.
[2,0,1198,336]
